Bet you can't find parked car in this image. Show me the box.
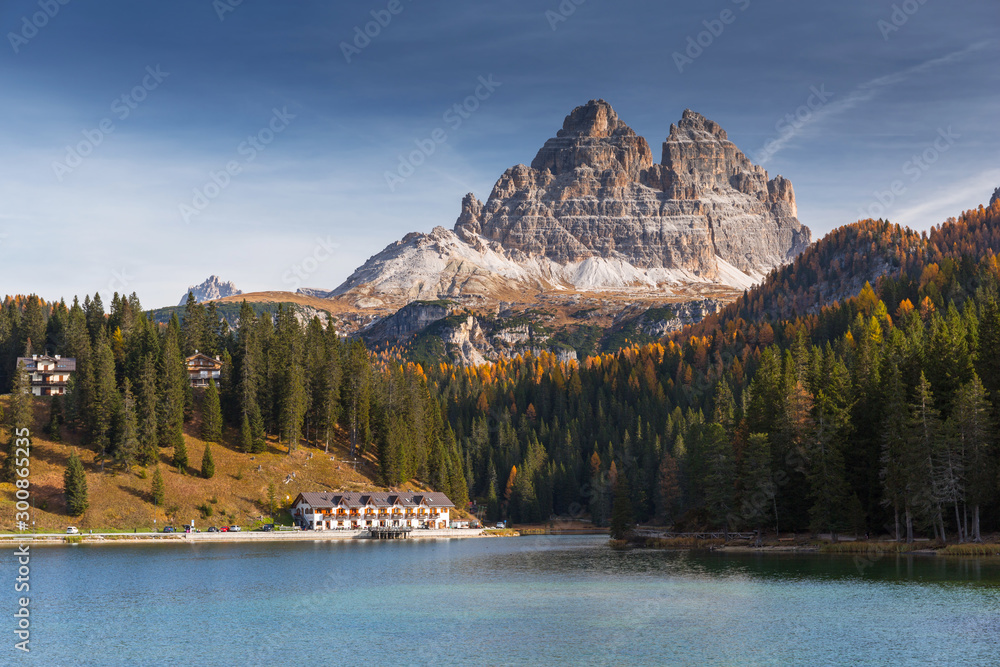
[229,525,241,532]
[220,526,229,532]
[495,522,506,529]
[66,526,79,535]
[162,526,175,533]
[207,526,220,533]
[259,523,274,532]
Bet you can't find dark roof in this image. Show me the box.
[16,356,76,372]
[294,491,454,509]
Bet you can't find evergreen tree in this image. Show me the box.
[880,364,909,541]
[905,373,946,542]
[173,436,189,474]
[151,466,165,506]
[201,442,215,479]
[201,379,223,443]
[807,390,852,541]
[609,472,634,540]
[3,361,32,482]
[136,355,159,466]
[158,316,187,455]
[949,375,994,542]
[702,423,736,535]
[64,452,89,516]
[46,394,64,442]
[654,450,680,525]
[90,330,118,470]
[738,433,773,535]
[114,378,140,471]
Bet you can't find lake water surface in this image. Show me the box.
[9,535,1000,665]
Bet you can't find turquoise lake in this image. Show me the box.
[7,535,1000,665]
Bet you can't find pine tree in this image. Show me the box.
[950,375,994,542]
[114,378,140,471]
[3,361,33,482]
[158,316,187,454]
[905,373,946,542]
[240,413,253,454]
[173,436,189,474]
[90,330,117,470]
[807,390,852,541]
[64,452,89,516]
[738,433,773,535]
[46,394,64,442]
[137,355,159,466]
[201,442,215,479]
[609,472,634,540]
[880,364,909,541]
[151,466,165,506]
[655,450,680,525]
[702,423,736,535]
[201,379,223,443]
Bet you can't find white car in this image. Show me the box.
[66,527,79,534]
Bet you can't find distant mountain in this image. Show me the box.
[179,275,242,306]
[330,100,810,308]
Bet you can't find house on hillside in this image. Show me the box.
[290,491,454,531]
[16,355,76,396]
[185,351,223,388]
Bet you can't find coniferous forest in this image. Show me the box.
[2,199,1000,541]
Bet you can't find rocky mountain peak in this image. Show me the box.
[338,100,811,306]
[179,275,242,306]
[529,99,652,179]
[557,99,632,138]
[670,109,729,141]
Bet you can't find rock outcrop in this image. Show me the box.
[179,275,242,306]
[333,100,811,306]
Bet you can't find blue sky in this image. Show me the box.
[0,0,997,307]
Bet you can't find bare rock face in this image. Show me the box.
[337,100,811,304]
[179,275,242,306]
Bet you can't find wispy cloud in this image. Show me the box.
[761,40,994,160]
[893,168,1000,227]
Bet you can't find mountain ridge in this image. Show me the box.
[327,100,810,308]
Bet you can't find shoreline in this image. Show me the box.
[0,527,488,546]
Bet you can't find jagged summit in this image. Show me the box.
[179,275,242,306]
[332,100,811,307]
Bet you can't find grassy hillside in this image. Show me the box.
[0,395,441,533]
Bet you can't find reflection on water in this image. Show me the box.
[11,535,1000,666]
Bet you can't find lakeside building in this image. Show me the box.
[291,491,454,530]
[185,351,223,388]
[16,355,76,396]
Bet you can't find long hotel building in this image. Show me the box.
[290,491,454,530]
